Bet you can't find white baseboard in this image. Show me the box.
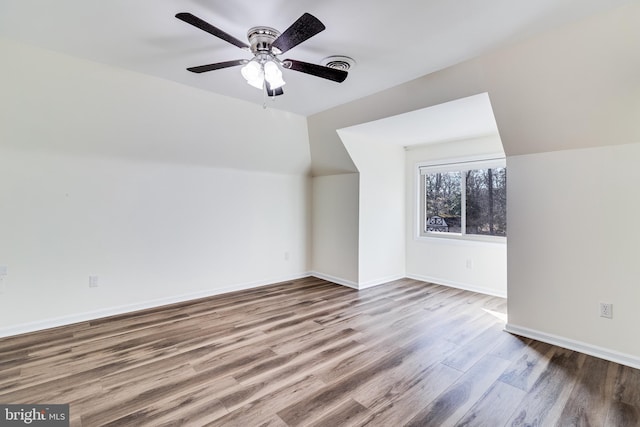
[505,323,640,370]
[312,272,504,295]
[310,271,405,290]
[357,273,406,289]
[310,271,359,289]
[406,273,507,298]
[0,272,311,339]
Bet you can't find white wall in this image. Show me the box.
[0,149,309,335]
[0,37,310,175]
[339,132,406,288]
[406,238,507,297]
[310,174,359,287]
[506,143,640,366]
[308,2,640,169]
[405,136,507,297]
[0,38,311,336]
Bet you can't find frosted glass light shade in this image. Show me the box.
[241,61,264,89]
[264,61,286,90]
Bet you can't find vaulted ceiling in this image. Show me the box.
[0,0,631,116]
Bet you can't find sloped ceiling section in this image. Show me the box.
[0,0,631,116]
[308,2,640,175]
[0,38,310,174]
[336,93,501,149]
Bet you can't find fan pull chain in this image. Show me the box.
[262,83,267,109]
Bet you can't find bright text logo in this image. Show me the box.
[0,405,69,426]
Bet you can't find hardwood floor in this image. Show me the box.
[1,277,639,426]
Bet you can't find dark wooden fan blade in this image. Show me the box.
[176,12,249,49]
[271,13,325,54]
[187,60,246,73]
[266,82,284,97]
[283,59,348,83]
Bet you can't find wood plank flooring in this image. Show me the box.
[1,277,639,426]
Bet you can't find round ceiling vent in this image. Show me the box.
[321,55,356,71]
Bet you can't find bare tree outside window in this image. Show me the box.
[466,168,507,237]
[425,171,461,233]
[423,166,506,238]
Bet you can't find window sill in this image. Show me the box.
[416,232,507,246]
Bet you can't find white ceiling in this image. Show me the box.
[338,93,499,147]
[0,0,630,116]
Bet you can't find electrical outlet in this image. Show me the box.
[466,259,473,269]
[600,302,613,319]
[89,275,99,288]
[0,266,7,294]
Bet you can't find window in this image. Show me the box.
[419,159,506,240]
[425,171,462,233]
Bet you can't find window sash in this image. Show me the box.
[419,157,505,175]
[418,158,506,240]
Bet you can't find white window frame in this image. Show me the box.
[416,156,507,244]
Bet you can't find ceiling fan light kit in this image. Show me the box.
[240,26,286,91]
[240,57,286,90]
[175,12,349,100]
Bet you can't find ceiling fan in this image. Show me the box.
[175,12,349,97]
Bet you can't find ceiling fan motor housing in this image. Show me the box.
[247,27,281,55]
